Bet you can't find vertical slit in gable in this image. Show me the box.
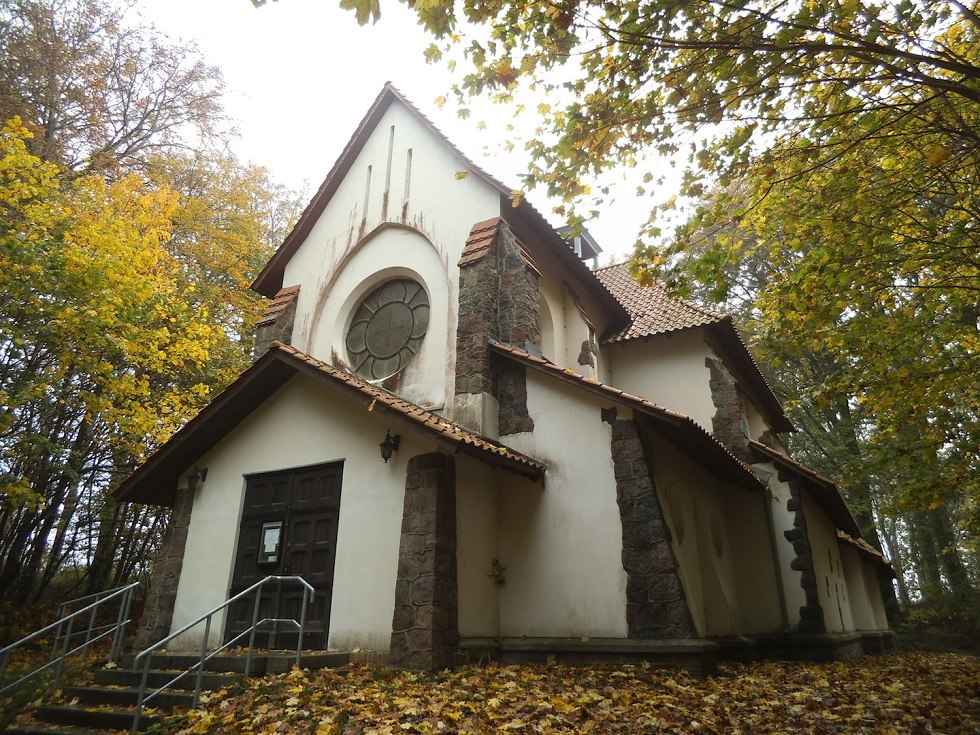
[363,164,373,216]
[404,148,413,203]
[386,125,395,194]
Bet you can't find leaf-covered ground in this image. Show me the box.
[165,652,979,735]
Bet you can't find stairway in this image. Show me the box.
[5,651,350,734]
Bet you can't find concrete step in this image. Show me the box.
[119,650,350,675]
[8,650,351,734]
[62,684,196,709]
[92,666,243,691]
[31,704,157,731]
[3,725,112,735]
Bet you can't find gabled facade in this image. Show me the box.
[116,84,891,671]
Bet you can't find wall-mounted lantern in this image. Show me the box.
[379,431,400,463]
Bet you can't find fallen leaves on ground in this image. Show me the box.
[166,652,979,735]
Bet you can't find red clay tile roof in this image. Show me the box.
[459,218,499,267]
[256,285,300,327]
[489,340,765,493]
[114,342,546,506]
[596,263,793,434]
[837,530,892,569]
[596,262,725,341]
[459,217,541,275]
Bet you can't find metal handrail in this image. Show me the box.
[130,574,313,734]
[0,581,138,696]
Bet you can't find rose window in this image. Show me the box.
[346,279,429,380]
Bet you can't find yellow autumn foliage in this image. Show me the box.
[0,118,278,509]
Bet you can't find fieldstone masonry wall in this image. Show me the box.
[782,476,827,633]
[608,415,695,639]
[253,287,299,358]
[497,364,534,435]
[455,255,498,397]
[135,488,193,649]
[496,226,540,351]
[390,453,458,670]
[455,221,540,436]
[705,355,751,463]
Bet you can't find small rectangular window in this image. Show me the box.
[258,521,283,564]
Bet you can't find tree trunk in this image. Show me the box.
[880,515,912,607]
[910,511,945,600]
[930,507,973,599]
[87,496,124,595]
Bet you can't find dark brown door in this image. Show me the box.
[225,462,343,649]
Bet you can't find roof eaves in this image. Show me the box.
[489,340,764,493]
[748,439,861,537]
[112,348,298,506]
[837,529,890,563]
[115,341,547,506]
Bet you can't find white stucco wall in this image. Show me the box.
[763,468,807,631]
[537,275,597,378]
[171,374,434,652]
[861,557,890,630]
[605,331,717,432]
[649,435,782,638]
[455,457,501,637]
[802,493,855,634]
[840,546,880,631]
[499,372,628,637]
[278,101,501,416]
[742,394,770,442]
[306,227,449,410]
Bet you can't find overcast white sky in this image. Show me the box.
[137,0,651,262]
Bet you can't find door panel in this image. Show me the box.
[226,462,343,649]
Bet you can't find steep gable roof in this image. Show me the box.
[250,84,628,325]
[597,262,793,434]
[490,340,765,493]
[113,342,547,506]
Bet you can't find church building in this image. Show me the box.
[114,84,892,672]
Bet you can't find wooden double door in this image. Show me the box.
[225,462,343,649]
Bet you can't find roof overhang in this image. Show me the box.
[114,343,547,507]
[837,530,895,575]
[490,340,765,493]
[748,440,861,537]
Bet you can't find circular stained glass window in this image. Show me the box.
[346,279,430,380]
